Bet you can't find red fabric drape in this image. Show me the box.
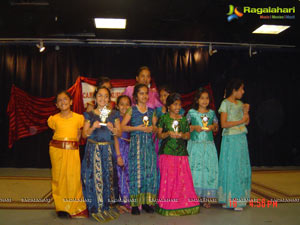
[7,76,214,148]
[7,85,58,149]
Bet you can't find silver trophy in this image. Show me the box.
[172,120,179,133]
[99,105,111,126]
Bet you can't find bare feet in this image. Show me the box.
[203,202,211,208]
[119,205,130,213]
[116,205,125,214]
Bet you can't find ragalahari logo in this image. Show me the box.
[227,5,244,22]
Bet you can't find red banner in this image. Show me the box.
[7,76,214,148]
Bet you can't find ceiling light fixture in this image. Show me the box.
[252,24,290,34]
[36,41,45,52]
[94,18,127,29]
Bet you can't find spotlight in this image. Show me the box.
[249,45,257,57]
[36,41,45,52]
[209,43,217,56]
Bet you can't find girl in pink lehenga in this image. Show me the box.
[156,93,200,216]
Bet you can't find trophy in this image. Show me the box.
[99,105,111,126]
[172,120,179,133]
[200,115,209,131]
[143,116,149,127]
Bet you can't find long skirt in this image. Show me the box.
[218,133,251,208]
[116,138,130,205]
[156,155,200,216]
[81,140,119,221]
[49,147,86,216]
[129,134,158,207]
[187,140,218,199]
[153,134,161,188]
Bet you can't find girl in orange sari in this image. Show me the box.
[48,91,87,218]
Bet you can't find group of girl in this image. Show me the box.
[47,66,251,222]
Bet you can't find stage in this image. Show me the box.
[0,167,299,225]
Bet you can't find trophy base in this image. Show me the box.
[99,123,107,126]
[201,127,209,131]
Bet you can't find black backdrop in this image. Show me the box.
[0,45,299,168]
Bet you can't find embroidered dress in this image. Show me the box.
[187,109,218,199]
[156,113,200,216]
[116,115,130,205]
[81,110,120,221]
[218,99,251,208]
[47,112,87,216]
[127,106,158,207]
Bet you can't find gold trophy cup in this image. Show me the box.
[200,115,209,131]
[172,120,179,133]
[99,105,111,126]
[143,116,149,127]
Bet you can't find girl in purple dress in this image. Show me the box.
[116,95,132,212]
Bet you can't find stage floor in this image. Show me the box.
[0,167,300,225]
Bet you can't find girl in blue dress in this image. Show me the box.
[121,83,158,215]
[81,86,124,222]
[187,88,219,208]
[115,95,132,212]
[218,78,251,211]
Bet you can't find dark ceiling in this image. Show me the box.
[0,0,298,47]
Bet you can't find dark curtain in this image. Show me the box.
[1,45,299,167]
